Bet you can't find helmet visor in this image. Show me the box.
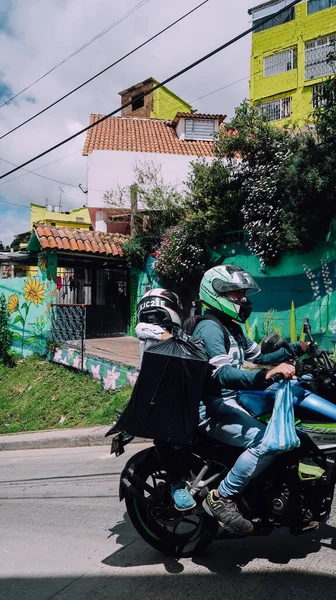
[213,270,260,297]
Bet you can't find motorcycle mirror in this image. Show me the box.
[303,318,311,335]
[303,317,314,343]
[261,332,285,354]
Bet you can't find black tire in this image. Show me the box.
[123,448,218,557]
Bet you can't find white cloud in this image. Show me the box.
[0,0,253,245]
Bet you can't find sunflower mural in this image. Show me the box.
[8,276,47,354]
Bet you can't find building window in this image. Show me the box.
[258,97,292,121]
[131,93,144,111]
[312,83,336,107]
[76,217,84,223]
[185,119,215,141]
[305,35,336,79]
[253,6,295,33]
[264,48,297,77]
[307,0,336,15]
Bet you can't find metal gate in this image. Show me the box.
[86,267,129,338]
[56,266,129,339]
[51,304,86,369]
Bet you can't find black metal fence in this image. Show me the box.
[51,304,86,369]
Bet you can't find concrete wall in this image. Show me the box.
[87,150,209,208]
[250,1,336,126]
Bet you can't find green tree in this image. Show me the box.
[104,161,185,269]
[214,98,336,267]
[0,294,13,366]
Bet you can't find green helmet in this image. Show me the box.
[199,264,260,323]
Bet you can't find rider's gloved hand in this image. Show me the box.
[265,363,296,383]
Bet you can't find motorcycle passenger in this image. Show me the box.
[192,265,309,535]
[135,288,196,511]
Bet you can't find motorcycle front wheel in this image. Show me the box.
[123,448,218,557]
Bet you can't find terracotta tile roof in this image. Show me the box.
[171,112,226,127]
[34,225,127,257]
[83,115,221,157]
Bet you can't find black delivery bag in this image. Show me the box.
[114,333,209,445]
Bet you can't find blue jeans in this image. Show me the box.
[205,397,275,498]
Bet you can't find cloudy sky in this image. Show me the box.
[0,0,254,245]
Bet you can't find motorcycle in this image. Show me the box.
[106,318,336,557]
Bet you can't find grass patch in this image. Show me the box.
[0,355,132,434]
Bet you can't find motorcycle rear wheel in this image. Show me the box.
[124,450,218,557]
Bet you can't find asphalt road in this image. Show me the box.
[1,444,336,600]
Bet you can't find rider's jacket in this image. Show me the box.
[193,311,302,419]
[135,323,166,367]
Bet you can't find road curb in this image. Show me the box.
[0,427,149,451]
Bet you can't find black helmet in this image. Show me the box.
[137,288,183,327]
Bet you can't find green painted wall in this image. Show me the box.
[209,237,336,348]
[134,238,336,348]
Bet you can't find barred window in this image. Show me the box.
[312,83,336,107]
[185,119,215,141]
[307,0,336,15]
[305,35,336,80]
[258,97,292,121]
[264,48,297,77]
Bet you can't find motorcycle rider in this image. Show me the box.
[135,288,196,511]
[191,264,309,535]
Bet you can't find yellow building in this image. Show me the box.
[248,0,336,126]
[30,203,92,230]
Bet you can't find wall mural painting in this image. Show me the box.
[137,240,336,351]
[50,346,139,391]
[1,251,57,356]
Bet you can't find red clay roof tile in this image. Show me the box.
[83,114,226,157]
[77,239,85,252]
[33,225,126,257]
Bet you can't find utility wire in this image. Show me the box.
[0,0,209,141]
[0,153,106,192]
[0,0,150,109]
[0,0,302,182]
[0,74,251,191]
[191,76,250,103]
[0,154,85,188]
[0,150,82,187]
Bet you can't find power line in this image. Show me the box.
[0,149,82,187]
[0,154,84,188]
[0,73,252,191]
[0,0,150,109]
[192,76,250,103]
[0,153,106,192]
[0,0,302,182]
[0,0,209,141]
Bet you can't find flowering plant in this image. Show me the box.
[154,225,206,284]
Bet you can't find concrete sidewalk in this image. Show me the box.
[0,426,146,451]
